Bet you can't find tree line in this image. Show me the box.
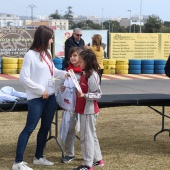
[49,6,170,33]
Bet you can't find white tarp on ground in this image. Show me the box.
[0,86,26,103]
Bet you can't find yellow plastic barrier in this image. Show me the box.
[2,69,18,74]
[103,69,115,74]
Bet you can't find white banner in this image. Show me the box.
[68,69,82,93]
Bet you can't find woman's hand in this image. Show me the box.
[65,72,70,79]
[77,91,85,98]
[42,90,49,99]
[60,85,66,92]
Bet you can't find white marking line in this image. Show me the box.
[101,77,108,80]
[0,77,9,80]
[2,74,168,80]
[103,74,168,80]
[9,74,19,78]
[107,75,131,80]
[141,74,169,79]
[123,74,153,79]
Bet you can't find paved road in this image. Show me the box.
[100,79,170,95]
[1,78,170,95]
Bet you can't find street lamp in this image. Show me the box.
[108,21,110,33]
[28,4,36,23]
[49,17,52,27]
[140,0,142,33]
[24,11,27,27]
[127,10,131,33]
[111,23,113,32]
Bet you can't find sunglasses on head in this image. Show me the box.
[75,33,82,37]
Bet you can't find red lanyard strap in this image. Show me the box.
[39,51,54,76]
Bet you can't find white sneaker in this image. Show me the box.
[33,157,54,166]
[12,161,33,170]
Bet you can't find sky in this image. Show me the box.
[1,0,170,21]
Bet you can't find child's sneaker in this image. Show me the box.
[73,165,93,170]
[93,159,104,167]
[61,156,74,163]
[33,157,54,165]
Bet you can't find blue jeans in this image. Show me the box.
[15,94,57,163]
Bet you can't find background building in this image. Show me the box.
[0,12,147,30]
[0,13,20,27]
[0,13,69,30]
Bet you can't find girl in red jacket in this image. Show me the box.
[73,49,104,170]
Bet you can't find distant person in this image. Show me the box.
[63,28,85,69]
[12,25,68,170]
[85,34,104,83]
[73,49,104,170]
[101,42,107,58]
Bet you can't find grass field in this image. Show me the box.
[1,106,170,170]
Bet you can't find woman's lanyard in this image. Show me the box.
[39,51,54,77]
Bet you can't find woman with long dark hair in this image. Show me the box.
[12,25,68,170]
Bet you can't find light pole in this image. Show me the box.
[127,10,131,33]
[28,4,36,24]
[111,23,113,32]
[140,0,142,33]
[49,17,52,27]
[101,8,104,30]
[108,21,110,33]
[24,11,27,27]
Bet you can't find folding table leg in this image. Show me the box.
[150,106,170,141]
[46,109,64,158]
[54,110,64,158]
